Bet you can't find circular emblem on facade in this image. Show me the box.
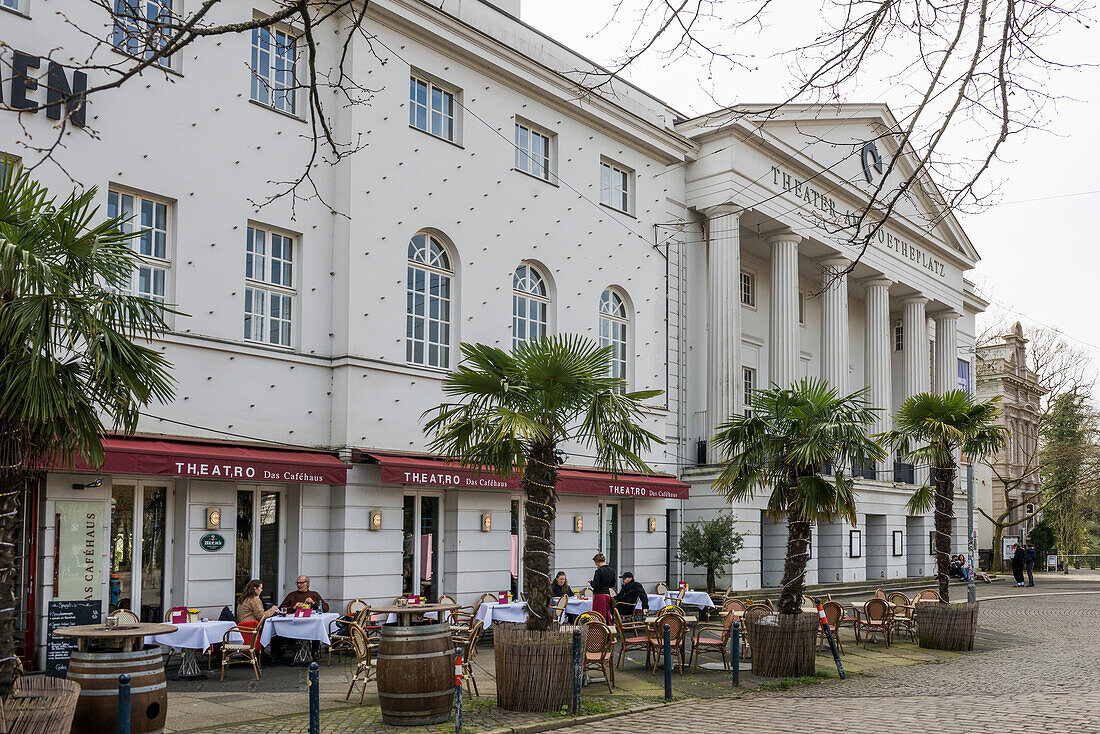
[861,141,884,183]
[199,533,226,552]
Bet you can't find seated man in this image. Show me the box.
[272,575,330,663]
[614,572,649,620]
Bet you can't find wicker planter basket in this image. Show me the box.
[493,623,575,712]
[914,602,979,651]
[743,609,817,678]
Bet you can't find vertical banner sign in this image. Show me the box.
[54,501,103,601]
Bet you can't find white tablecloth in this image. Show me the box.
[150,621,239,650]
[663,591,716,608]
[260,612,341,647]
[474,602,529,628]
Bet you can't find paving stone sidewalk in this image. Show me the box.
[172,573,1098,733]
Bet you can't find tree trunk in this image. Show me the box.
[706,567,716,596]
[933,464,956,602]
[0,472,22,700]
[522,443,557,631]
[779,474,810,615]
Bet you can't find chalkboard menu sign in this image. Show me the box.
[46,600,101,677]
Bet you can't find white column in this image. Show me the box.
[933,311,959,395]
[902,296,929,398]
[862,278,893,438]
[706,206,741,448]
[819,257,850,394]
[767,231,802,390]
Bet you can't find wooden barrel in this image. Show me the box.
[67,646,168,734]
[376,624,455,726]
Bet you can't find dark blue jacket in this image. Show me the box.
[1025,547,1037,564]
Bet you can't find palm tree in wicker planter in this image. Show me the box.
[711,378,884,677]
[423,334,661,710]
[882,390,1006,650]
[0,167,175,699]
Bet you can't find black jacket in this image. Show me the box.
[591,565,616,595]
[1012,548,1026,568]
[1025,548,1037,564]
[551,581,573,598]
[615,580,649,610]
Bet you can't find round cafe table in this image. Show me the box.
[55,622,177,652]
[369,602,458,627]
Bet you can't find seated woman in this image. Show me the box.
[550,572,573,599]
[237,579,276,624]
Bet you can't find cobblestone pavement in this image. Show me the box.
[554,585,1100,733]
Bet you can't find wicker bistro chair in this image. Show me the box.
[577,610,606,625]
[1,675,81,734]
[914,589,941,604]
[451,593,497,632]
[345,624,377,704]
[578,587,593,598]
[611,605,650,670]
[818,601,846,654]
[646,613,687,675]
[108,608,140,624]
[690,609,737,671]
[221,620,263,681]
[549,594,570,624]
[655,582,669,595]
[582,621,615,693]
[888,592,917,641]
[329,606,370,664]
[874,588,889,600]
[855,599,892,648]
[452,620,484,697]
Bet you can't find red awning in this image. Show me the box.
[69,437,349,485]
[369,453,688,499]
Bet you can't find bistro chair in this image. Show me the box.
[437,594,458,606]
[888,592,917,642]
[690,608,737,671]
[818,601,845,654]
[549,594,570,624]
[611,605,649,671]
[577,611,606,625]
[722,598,745,615]
[914,589,941,604]
[220,620,263,681]
[673,586,687,605]
[646,612,686,675]
[655,582,669,595]
[453,620,484,697]
[108,609,140,625]
[162,607,215,670]
[346,599,368,616]
[345,624,376,704]
[451,593,497,632]
[582,621,615,693]
[328,606,371,665]
[855,598,892,648]
[578,587,592,598]
[874,588,888,600]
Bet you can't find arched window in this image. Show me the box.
[512,264,549,351]
[406,233,452,368]
[599,289,628,383]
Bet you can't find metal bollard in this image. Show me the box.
[308,662,320,734]
[117,674,131,734]
[663,623,672,701]
[731,622,740,687]
[813,597,846,680]
[572,629,582,715]
[455,646,463,733]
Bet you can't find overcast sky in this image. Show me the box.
[523,1,1100,356]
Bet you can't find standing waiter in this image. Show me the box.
[590,552,615,621]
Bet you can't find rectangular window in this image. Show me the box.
[409,75,455,142]
[599,160,631,213]
[740,271,755,307]
[958,358,971,394]
[798,291,805,325]
[515,122,552,181]
[244,226,295,347]
[251,26,297,114]
[107,189,170,302]
[894,320,904,351]
[0,152,20,179]
[112,0,175,68]
[1,0,21,11]
[743,367,755,417]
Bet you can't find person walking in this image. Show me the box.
[1011,543,1026,587]
[590,552,616,621]
[1025,542,1037,587]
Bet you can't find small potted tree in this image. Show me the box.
[678,513,744,599]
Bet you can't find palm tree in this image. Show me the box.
[0,165,175,696]
[882,390,1006,602]
[422,335,661,631]
[712,378,885,615]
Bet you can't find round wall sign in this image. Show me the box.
[199,533,226,552]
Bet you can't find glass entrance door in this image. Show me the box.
[235,487,282,606]
[402,494,441,601]
[598,502,619,574]
[109,482,169,622]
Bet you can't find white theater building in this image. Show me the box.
[0,0,982,668]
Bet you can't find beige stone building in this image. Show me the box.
[974,323,1045,561]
